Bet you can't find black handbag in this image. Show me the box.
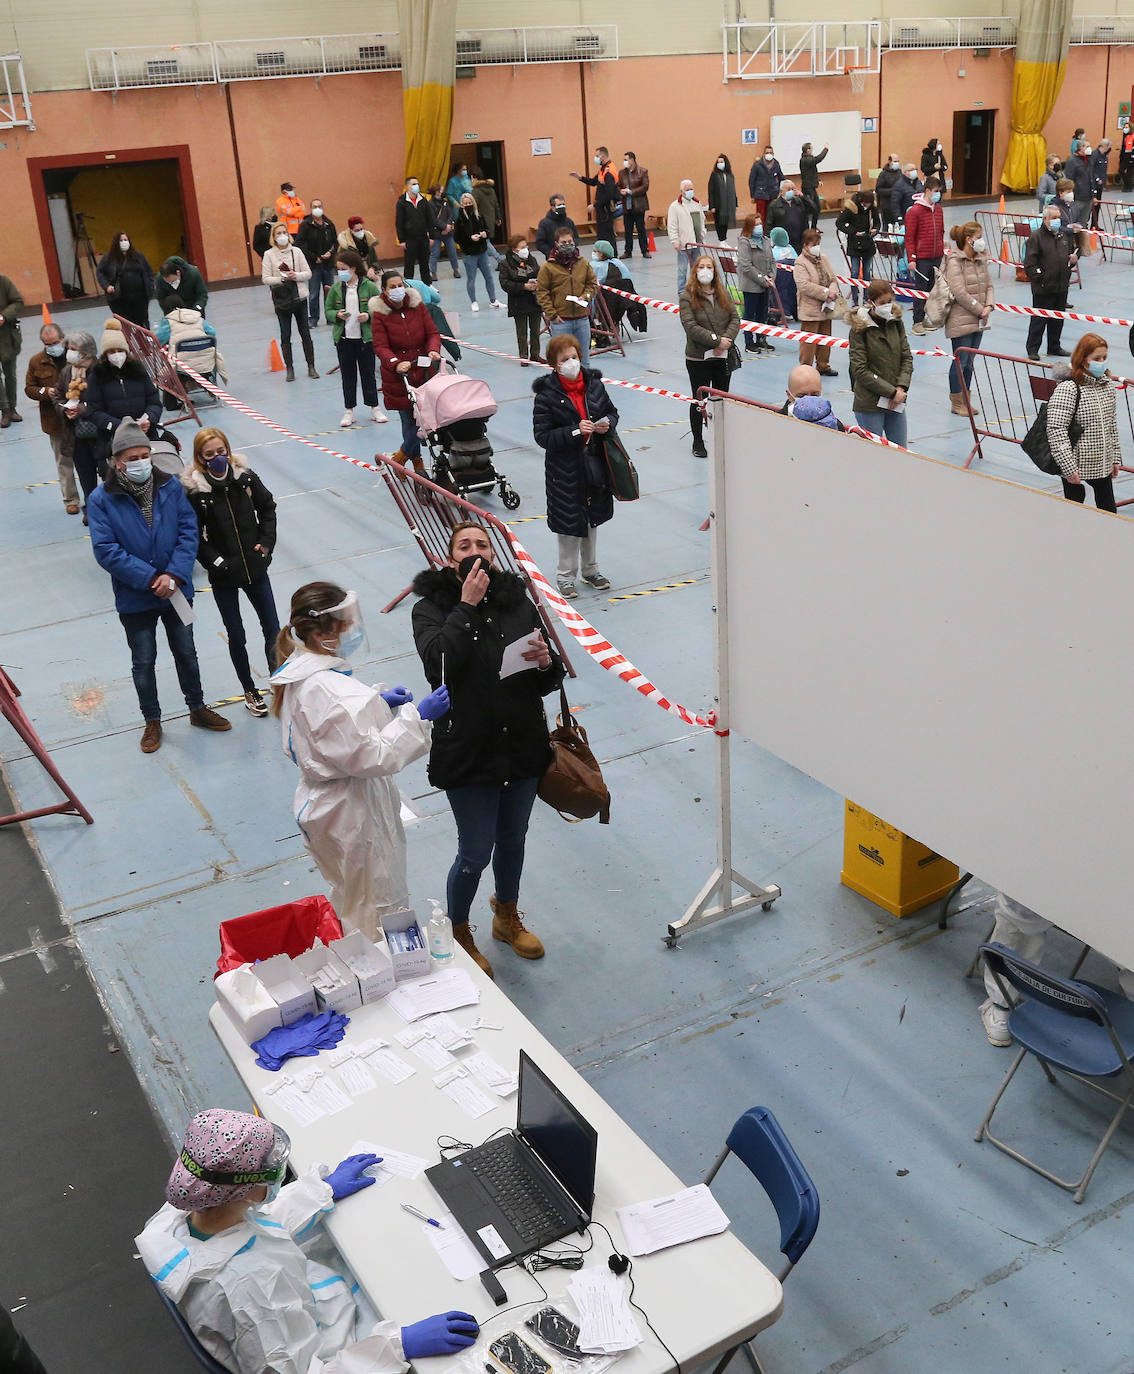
[1021,381,1082,476]
[270,249,302,308]
[726,342,742,373]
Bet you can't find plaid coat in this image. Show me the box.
[1046,375,1121,481]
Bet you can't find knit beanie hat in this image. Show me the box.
[111,418,151,456]
[100,318,126,356]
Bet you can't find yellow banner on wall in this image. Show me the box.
[397,0,457,193]
[1002,0,1072,192]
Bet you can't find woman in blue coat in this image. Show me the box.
[531,333,619,600]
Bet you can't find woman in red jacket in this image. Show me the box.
[904,176,945,334]
[370,270,442,475]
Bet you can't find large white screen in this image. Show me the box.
[719,402,1134,968]
[770,111,862,175]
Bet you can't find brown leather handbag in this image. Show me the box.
[538,687,611,824]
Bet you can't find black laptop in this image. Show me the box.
[425,1050,599,1268]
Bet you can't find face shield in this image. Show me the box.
[310,590,368,659]
[166,1110,291,1211]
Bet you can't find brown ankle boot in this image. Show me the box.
[948,392,970,417]
[410,456,427,476]
[490,896,544,959]
[454,922,494,978]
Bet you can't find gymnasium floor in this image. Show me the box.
[3,192,1133,1372]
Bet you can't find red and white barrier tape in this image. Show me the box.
[170,356,718,730]
[836,274,1134,327]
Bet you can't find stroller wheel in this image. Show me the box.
[501,485,521,511]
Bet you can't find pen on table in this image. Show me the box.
[401,1202,443,1228]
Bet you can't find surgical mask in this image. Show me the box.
[1044,218,1060,232]
[590,253,602,263]
[874,300,894,313]
[408,182,419,194]
[516,246,529,259]
[594,154,603,165]
[1087,360,1108,378]
[557,358,582,380]
[123,458,152,482]
[973,237,987,253]
[683,189,695,201]
[108,351,127,368]
[66,348,81,364]
[312,206,324,218]
[338,624,364,657]
[386,286,406,304]
[45,342,65,357]
[752,226,763,239]
[890,160,900,169]
[275,233,289,246]
[930,191,941,203]
[696,267,714,284]
[808,244,821,257]
[764,153,774,162]
[716,160,725,171]
[623,159,630,168]
[205,454,229,476]
[352,227,366,237]
[167,275,181,290]
[119,238,130,251]
[336,268,351,282]
[1061,192,1074,203]
[783,189,795,200]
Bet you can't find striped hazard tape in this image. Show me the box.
[835,273,1134,328]
[607,577,707,602]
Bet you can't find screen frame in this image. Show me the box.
[516,1050,599,1216]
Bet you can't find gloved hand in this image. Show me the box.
[324,1152,383,1200]
[401,1312,480,1359]
[251,1009,350,1071]
[417,685,450,721]
[381,686,414,709]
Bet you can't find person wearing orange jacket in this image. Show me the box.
[274,181,306,236]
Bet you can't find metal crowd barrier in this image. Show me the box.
[114,316,201,426]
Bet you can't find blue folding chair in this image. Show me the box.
[704,1106,820,1374]
[153,1281,233,1373]
[975,942,1134,1203]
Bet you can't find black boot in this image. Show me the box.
[690,405,707,459]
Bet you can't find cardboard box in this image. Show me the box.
[840,800,959,918]
[214,964,283,1043]
[331,929,396,1003]
[254,953,318,1024]
[292,940,364,1013]
[380,907,431,981]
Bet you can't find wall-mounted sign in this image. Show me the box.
[531,137,552,156]
[861,117,877,133]
[741,128,759,145]
[463,132,479,141]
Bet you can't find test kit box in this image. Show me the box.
[254,953,319,1024]
[292,940,364,1013]
[330,929,396,1003]
[379,907,430,981]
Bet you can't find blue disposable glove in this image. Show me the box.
[325,1152,383,1200]
[418,685,450,722]
[251,1010,350,1071]
[381,686,414,709]
[401,1312,480,1359]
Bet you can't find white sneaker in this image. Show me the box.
[979,999,1012,1047]
[339,410,355,428]
[490,300,505,309]
[371,406,388,424]
[470,301,480,312]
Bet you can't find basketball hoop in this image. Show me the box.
[847,65,867,94]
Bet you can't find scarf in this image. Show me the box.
[118,471,155,526]
[559,369,588,421]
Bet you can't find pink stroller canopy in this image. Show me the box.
[412,371,498,437]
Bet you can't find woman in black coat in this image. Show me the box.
[707,153,738,242]
[920,139,948,185]
[82,319,161,461]
[95,230,154,326]
[453,193,500,309]
[532,333,619,600]
[181,426,280,715]
[497,232,543,365]
[411,521,564,977]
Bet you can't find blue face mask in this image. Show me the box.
[783,189,795,201]
[338,624,364,657]
[1087,360,1108,378]
[206,454,228,476]
[336,268,352,282]
[930,191,941,203]
[592,257,610,282]
[752,226,764,239]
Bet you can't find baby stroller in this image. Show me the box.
[408,366,520,509]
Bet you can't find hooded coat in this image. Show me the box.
[180,453,277,588]
[271,647,431,938]
[82,358,162,442]
[411,566,563,790]
[848,302,913,413]
[154,256,208,314]
[369,287,441,410]
[532,367,619,537]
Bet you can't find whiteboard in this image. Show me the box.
[717,401,1134,969]
[770,111,862,176]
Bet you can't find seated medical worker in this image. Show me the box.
[136,1109,479,1374]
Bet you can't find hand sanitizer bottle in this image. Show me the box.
[426,898,454,963]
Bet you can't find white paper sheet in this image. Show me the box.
[433,1065,495,1118]
[499,633,542,680]
[346,1139,429,1181]
[355,1040,415,1084]
[386,969,480,1022]
[424,1207,483,1281]
[263,1077,326,1127]
[337,1058,378,1095]
[409,1037,456,1071]
[569,1266,642,1353]
[169,588,195,624]
[615,1184,729,1256]
[464,1051,518,1097]
[420,1013,475,1050]
[295,1067,353,1116]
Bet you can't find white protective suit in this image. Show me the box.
[272,648,431,941]
[136,1169,407,1374]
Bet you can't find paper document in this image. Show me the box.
[568,1266,642,1353]
[616,1184,729,1256]
[355,1038,415,1084]
[346,1140,429,1180]
[424,1207,483,1280]
[294,1067,353,1116]
[387,969,480,1022]
[169,588,195,624]
[878,397,906,413]
[433,1065,495,1118]
[465,1050,519,1097]
[408,1037,456,1071]
[564,294,588,308]
[420,1013,475,1050]
[500,633,542,680]
[262,1077,326,1127]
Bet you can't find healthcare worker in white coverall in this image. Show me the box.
[136,1108,479,1374]
[270,581,450,939]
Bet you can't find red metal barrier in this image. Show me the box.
[836,229,911,287]
[1094,198,1134,262]
[114,316,200,426]
[0,667,94,826]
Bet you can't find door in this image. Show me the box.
[450,140,508,244]
[952,111,995,196]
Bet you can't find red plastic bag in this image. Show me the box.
[215,895,343,977]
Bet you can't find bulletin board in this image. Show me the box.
[770,111,862,175]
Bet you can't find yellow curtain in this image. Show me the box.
[397,0,457,193]
[1002,0,1072,191]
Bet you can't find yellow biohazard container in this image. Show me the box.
[840,800,959,917]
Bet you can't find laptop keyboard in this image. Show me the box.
[466,1137,566,1245]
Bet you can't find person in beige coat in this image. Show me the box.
[792,228,843,375]
[943,220,995,415]
[261,227,318,382]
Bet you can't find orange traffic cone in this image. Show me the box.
[1089,228,1099,253]
[647,229,656,252]
[267,339,286,372]
[1000,237,1011,264]
[41,302,53,326]
[997,193,1006,215]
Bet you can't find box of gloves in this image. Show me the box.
[292,939,364,1013]
[254,953,319,1025]
[330,929,396,1003]
[379,907,431,981]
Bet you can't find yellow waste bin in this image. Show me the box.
[840,800,959,917]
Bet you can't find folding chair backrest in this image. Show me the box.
[980,943,1109,1025]
[175,336,215,355]
[153,1280,234,1373]
[724,1106,820,1267]
[1029,375,1057,402]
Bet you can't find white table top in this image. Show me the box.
[210,950,782,1372]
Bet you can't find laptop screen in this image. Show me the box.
[517,1051,598,1216]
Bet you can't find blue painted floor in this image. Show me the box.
[3,193,1134,1372]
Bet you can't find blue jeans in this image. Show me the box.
[445,777,542,926]
[211,575,280,692]
[307,261,335,325]
[854,406,908,448]
[948,330,982,394]
[847,254,874,305]
[398,407,421,459]
[430,235,460,277]
[119,604,206,721]
[677,251,690,295]
[742,290,769,348]
[549,316,591,364]
[464,252,497,305]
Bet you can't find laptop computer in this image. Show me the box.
[425,1050,599,1268]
